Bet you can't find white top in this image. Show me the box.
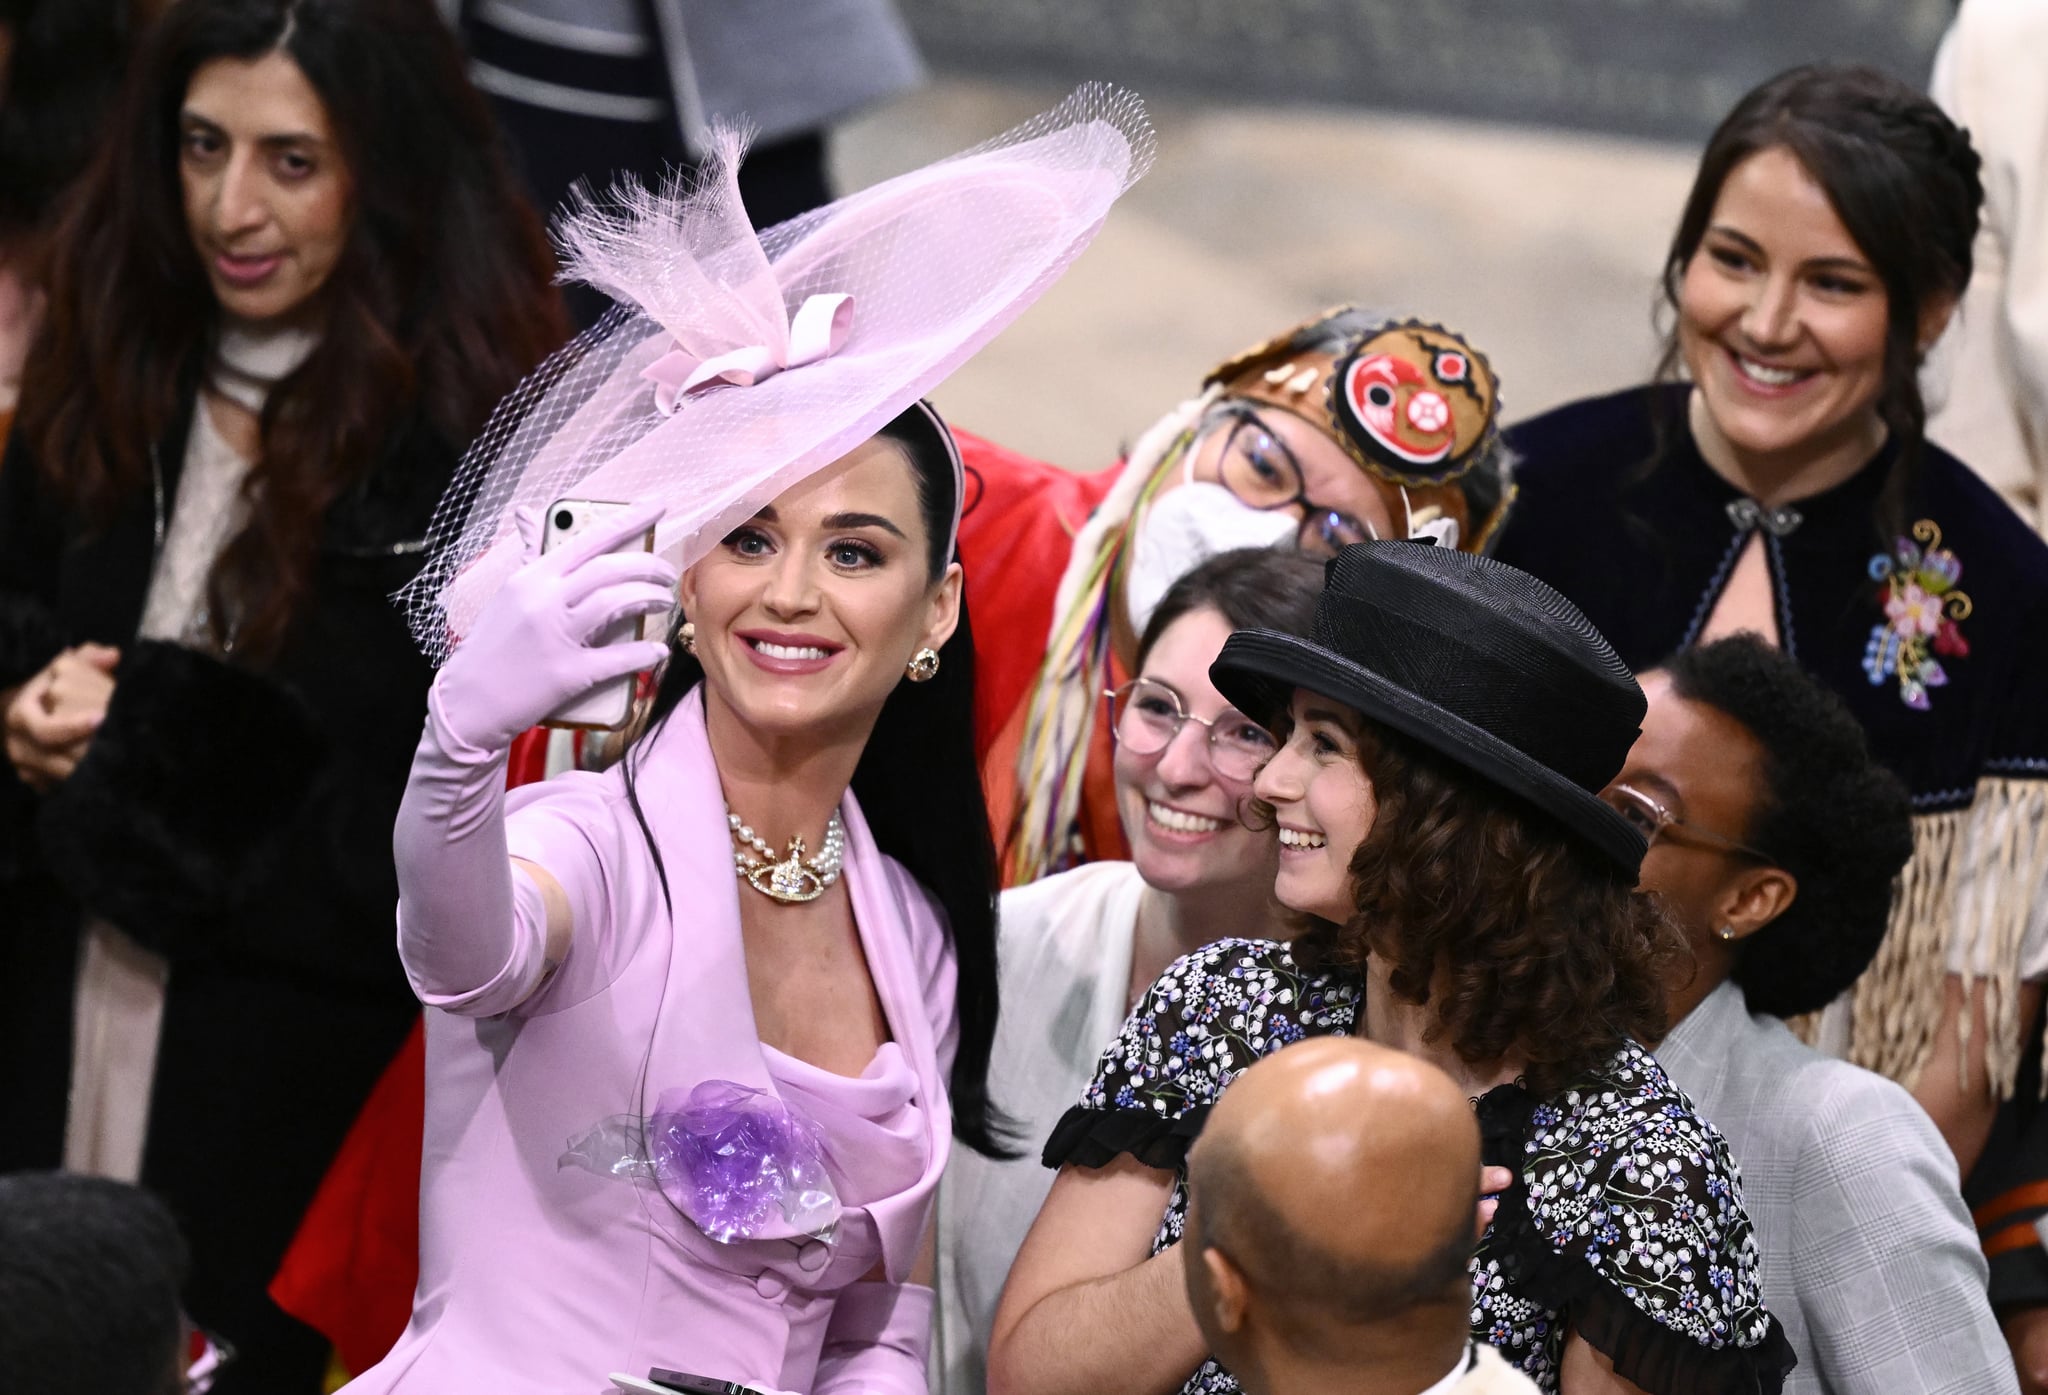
[1928,0,2048,534]
[137,403,255,645]
[931,860,1146,1395]
[65,401,256,1180]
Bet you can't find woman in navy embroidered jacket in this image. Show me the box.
[0,2,562,1389]
[1487,65,2048,1354]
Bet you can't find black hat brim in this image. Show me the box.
[1212,628,1647,876]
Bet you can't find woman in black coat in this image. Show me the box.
[0,2,563,1389]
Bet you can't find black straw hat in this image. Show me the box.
[1209,541,1649,874]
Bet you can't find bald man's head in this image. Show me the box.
[1184,1038,1481,1372]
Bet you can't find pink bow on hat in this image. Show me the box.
[642,292,855,414]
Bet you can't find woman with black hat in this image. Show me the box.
[988,543,1793,1395]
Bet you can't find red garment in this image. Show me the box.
[953,429,1123,752]
[269,434,1120,1372]
[267,1025,425,1374]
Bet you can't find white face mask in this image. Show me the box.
[1124,482,1296,635]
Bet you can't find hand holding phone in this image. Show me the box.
[539,498,665,730]
[431,500,672,753]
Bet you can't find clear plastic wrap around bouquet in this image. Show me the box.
[561,1080,840,1244]
[401,83,1155,666]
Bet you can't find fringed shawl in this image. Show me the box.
[1496,384,2048,1096]
[1851,774,2048,1094]
[997,388,1216,885]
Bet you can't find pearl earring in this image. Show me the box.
[679,621,696,655]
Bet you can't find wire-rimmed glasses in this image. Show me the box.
[1105,678,1277,782]
[1204,403,1375,555]
[1598,782,1774,862]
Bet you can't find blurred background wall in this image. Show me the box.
[835,0,1953,467]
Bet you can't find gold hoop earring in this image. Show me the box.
[679,621,696,656]
[906,647,941,683]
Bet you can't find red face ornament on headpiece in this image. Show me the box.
[1326,323,1498,488]
[1344,353,1458,467]
[1201,309,1510,548]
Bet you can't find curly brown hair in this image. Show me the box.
[1289,719,1681,1095]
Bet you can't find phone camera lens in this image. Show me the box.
[553,509,574,532]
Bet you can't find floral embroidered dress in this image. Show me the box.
[1494,384,2048,1100]
[1043,938,1794,1395]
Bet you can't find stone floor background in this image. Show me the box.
[834,78,1705,470]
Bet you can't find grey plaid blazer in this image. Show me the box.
[1657,981,2015,1395]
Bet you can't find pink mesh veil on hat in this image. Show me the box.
[401,83,1156,664]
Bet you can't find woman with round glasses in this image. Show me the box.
[966,308,1512,886]
[934,547,1323,1395]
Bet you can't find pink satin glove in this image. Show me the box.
[431,501,676,754]
[395,502,674,1015]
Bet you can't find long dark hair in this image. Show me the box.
[625,406,1009,1156]
[1652,64,1982,534]
[19,0,565,657]
[0,0,131,246]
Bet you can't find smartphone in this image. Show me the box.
[539,497,660,730]
[649,1369,770,1395]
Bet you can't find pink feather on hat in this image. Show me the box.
[403,84,1155,664]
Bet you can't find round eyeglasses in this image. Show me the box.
[1105,679,1278,782]
[1204,403,1375,556]
[1598,782,1774,863]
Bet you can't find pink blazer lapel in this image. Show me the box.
[632,690,952,1279]
[633,691,776,1105]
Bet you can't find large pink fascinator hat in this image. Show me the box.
[402,83,1156,663]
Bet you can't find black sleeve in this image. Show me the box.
[1484,1071,1796,1395]
[0,431,73,877]
[0,428,68,686]
[34,640,330,958]
[36,480,440,988]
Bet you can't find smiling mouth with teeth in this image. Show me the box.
[1277,827,1326,849]
[1730,350,1811,389]
[750,639,832,661]
[1147,801,1224,835]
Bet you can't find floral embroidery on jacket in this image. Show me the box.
[1863,519,1972,710]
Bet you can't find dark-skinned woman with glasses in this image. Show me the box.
[933,547,1324,1395]
[1609,635,2014,1394]
[957,308,1514,888]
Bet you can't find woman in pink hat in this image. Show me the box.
[347,91,1153,1394]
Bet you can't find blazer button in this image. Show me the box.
[755,1272,788,1301]
[796,1241,830,1274]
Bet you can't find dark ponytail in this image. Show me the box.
[626,405,1010,1157]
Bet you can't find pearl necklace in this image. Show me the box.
[730,810,845,904]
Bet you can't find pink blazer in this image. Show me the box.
[350,690,958,1394]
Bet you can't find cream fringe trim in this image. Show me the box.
[1806,776,2048,1098]
[1005,389,1218,885]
